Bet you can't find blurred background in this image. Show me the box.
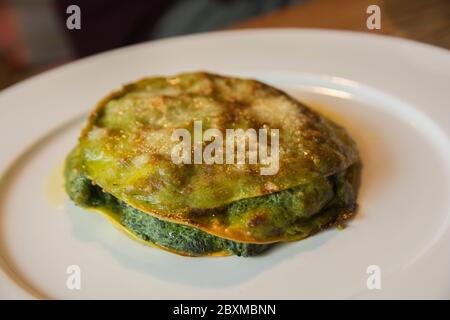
[0,0,449,90]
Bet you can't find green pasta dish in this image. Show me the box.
[64,72,361,257]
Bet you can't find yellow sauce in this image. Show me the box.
[304,101,348,126]
[43,163,65,208]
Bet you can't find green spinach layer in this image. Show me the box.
[65,164,358,257]
[66,174,270,256]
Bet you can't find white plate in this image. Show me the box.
[0,29,449,299]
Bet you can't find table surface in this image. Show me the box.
[232,0,450,50]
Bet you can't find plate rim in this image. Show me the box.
[0,28,449,299]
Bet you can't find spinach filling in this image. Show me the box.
[65,163,358,257]
[66,174,270,256]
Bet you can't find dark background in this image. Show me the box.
[0,0,449,90]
